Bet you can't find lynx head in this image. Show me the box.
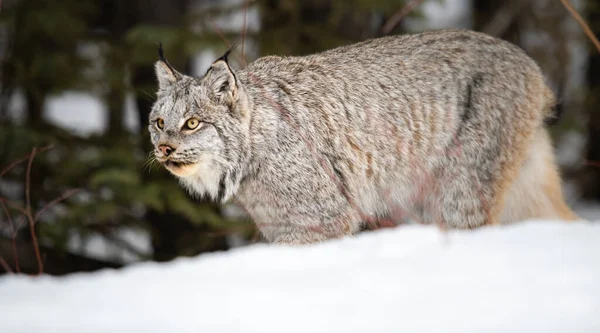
[149,44,250,202]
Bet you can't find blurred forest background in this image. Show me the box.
[0,0,599,275]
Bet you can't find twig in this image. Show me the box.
[25,147,43,274]
[0,144,75,275]
[585,160,600,167]
[0,144,53,178]
[34,188,80,222]
[0,255,12,273]
[25,148,35,219]
[482,1,526,37]
[0,200,19,272]
[0,198,26,215]
[210,21,233,48]
[560,0,600,53]
[381,0,426,35]
[209,20,246,67]
[241,0,250,66]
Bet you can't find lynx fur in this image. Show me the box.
[149,29,579,244]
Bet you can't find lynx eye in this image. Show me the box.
[185,118,201,130]
[156,118,164,130]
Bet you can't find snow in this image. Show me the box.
[1,220,599,333]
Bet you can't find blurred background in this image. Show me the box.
[0,0,599,275]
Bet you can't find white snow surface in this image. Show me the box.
[1,220,599,333]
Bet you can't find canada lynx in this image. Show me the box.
[149,29,579,244]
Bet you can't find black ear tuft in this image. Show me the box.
[155,42,182,90]
[158,42,165,60]
[157,42,177,73]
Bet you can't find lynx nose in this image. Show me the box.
[158,144,175,156]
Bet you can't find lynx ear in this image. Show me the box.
[155,43,181,90]
[205,48,238,107]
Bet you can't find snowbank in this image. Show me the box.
[1,220,599,333]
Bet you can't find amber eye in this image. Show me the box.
[156,118,164,130]
[185,118,200,130]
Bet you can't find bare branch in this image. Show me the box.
[0,255,12,273]
[241,0,250,66]
[0,200,13,232]
[381,0,426,35]
[585,160,600,168]
[24,147,43,274]
[560,0,600,54]
[482,1,526,37]
[0,144,53,178]
[0,200,19,272]
[209,20,246,66]
[0,197,26,215]
[34,188,81,222]
[25,147,36,216]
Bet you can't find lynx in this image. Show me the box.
[149,29,579,244]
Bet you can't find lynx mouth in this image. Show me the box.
[162,160,199,177]
[164,160,187,168]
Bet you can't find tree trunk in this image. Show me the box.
[106,85,126,137]
[24,90,45,130]
[581,4,600,199]
[104,0,130,137]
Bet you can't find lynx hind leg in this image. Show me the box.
[422,152,503,229]
[500,128,581,223]
[422,75,544,229]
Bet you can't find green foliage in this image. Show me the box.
[0,0,97,95]
[0,0,431,272]
[256,0,418,56]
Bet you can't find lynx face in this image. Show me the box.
[149,48,249,202]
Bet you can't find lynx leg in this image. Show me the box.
[267,208,361,245]
[422,75,545,228]
[424,134,534,229]
[423,157,502,229]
